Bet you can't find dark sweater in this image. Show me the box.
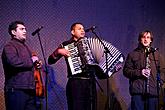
[1,38,35,90]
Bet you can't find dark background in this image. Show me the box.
[0,0,165,110]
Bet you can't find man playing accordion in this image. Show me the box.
[48,22,124,110]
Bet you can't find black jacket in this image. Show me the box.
[1,38,35,90]
[123,44,165,96]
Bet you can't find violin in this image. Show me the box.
[33,52,45,97]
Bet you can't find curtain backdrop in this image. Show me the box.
[0,0,165,110]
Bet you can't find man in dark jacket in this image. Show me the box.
[123,30,165,110]
[1,21,39,110]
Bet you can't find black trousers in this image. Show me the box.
[66,78,97,110]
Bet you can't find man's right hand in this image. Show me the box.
[57,48,70,57]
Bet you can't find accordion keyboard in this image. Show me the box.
[64,42,82,75]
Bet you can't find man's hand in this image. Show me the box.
[31,56,39,63]
[142,68,151,78]
[57,48,70,57]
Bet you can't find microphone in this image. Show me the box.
[85,26,97,32]
[32,26,43,36]
[150,47,158,53]
[145,47,158,55]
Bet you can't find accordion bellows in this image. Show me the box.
[64,37,124,79]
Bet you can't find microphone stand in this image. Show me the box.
[152,51,161,110]
[36,32,49,110]
[91,30,112,110]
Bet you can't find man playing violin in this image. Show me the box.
[1,21,39,110]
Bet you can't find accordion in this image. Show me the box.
[64,37,124,79]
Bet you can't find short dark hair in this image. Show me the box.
[70,22,83,31]
[8,21,25,37]
[138,30,153,42]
